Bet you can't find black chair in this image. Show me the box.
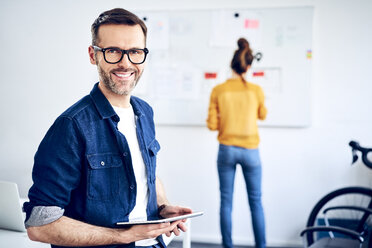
[300,141,372,248]
[300,205,372,247]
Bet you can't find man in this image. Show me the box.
[23,8,192,248]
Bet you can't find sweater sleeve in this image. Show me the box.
[257,86,268,120]
[206,88,219,130]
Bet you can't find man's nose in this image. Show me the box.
[117,53,132,67]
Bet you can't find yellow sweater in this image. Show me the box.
[206,78,267,149]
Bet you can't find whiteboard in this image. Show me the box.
[134,7,313,127]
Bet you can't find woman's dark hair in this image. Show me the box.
[91,8,147,46]
[230,38,254,75]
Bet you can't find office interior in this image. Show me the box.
[0,0,371,247]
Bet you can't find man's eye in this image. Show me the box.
[107,49,120,54]
[129,50,142,55]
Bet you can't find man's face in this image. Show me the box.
[90,24,146,96]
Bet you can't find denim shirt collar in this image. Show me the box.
[89,82,144,120]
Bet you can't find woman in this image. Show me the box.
[206,38,267,248]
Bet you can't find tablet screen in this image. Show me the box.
[116,211,203,226]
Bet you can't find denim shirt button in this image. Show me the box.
[100,161,105,166]
[130,185,135,190]
[123,152,128,156]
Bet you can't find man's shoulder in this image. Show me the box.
[60,94,94,119]
[131,95,149,105]
[131,95,152,112]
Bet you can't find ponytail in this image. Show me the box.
[230,38,254,85]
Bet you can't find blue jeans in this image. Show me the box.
[217,144,266,248]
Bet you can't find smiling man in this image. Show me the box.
[23,8,191,248]
[92,24,146,99]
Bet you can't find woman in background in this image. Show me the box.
[206,38,267,248]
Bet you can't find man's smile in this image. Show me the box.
[112,70,135,80]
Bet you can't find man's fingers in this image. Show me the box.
[158,223,171,229]
[131,222,170,239]
[169,220,182,229]
[160,205,193,217]
[132,220,184,240]
[169,220,185,236]
[126,220,188,242]
[156,220,181,235]
[177,221,188,232]
[173,227,181,236]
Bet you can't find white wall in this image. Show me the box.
[1,0,372,247]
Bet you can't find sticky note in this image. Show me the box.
[306,50,312,59]
[253,71,265,77]
[244,19,259,29]
[204,72,217,79]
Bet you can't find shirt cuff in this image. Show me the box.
[25,206,64,228]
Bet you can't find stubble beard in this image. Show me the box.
[97,65,143,96]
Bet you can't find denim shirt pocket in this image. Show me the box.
[147,139,160,182]
[86,153,123,201]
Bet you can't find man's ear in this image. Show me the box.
[88,46,97,65]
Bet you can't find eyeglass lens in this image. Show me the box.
[104,48,146,64]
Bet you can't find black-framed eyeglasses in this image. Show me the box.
[93,46,149,64]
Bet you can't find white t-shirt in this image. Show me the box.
[113,105,157,246]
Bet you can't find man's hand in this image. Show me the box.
[122,220,183,243]
[158,205,193,237]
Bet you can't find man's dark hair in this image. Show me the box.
[91,8,147,46]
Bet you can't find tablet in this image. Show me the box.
[116,211,203,226]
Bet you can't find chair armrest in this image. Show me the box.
[300,226,364,243]
[323,205,372,216]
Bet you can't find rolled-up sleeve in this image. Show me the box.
[23,116,83,226]
[24,206,64,228]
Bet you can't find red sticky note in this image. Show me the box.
[253,71,264,77]
[244,19,259,29]
[205,72,217,79]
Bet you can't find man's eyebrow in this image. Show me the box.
[103,46,145,50]
[127,46,146,50]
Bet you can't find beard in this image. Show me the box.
[97,64,143,96]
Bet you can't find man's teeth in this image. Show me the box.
[114,72,132,78]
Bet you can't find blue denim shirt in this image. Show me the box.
[23,83,163,248]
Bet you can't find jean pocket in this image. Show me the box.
[87,153,123,201]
